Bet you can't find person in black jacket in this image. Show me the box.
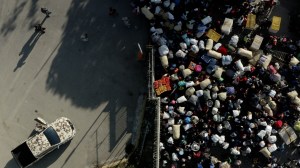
[34,24,45,33]
[41,8,51,17]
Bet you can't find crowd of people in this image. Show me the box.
[134,0,300,167]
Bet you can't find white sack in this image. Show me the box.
[229,35,239,47]
[196,90,204,97]
[200,79,211,89]
[205,39,214,50]
[160,55,169,68]
[199,40,205,50]
[191,45,199,53]
[185,87,195,97]
[218,92,227,101]
[176,96,187,103]
[201,16,212,25]
[213,43,222,51]
[221,18,233,35]
[173,124,180,139]
[141,6,154,20]
[180,42,187,50]
[158,45,169,56]
[175,49,187,58]
[207,50,222,59]
[182,69,192,78]
[238,48,253,59]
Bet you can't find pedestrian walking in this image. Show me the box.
[34,24,46,33]
[122,17,131,28]
[41,8,51,17]
[80,33,88,42]
[109,7,118,16]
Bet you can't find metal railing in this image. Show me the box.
[153,98,160,168]
[147,45,155,100]
[146,45,160,168]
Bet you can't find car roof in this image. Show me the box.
[26,117,74,157]
[50,117,74,142]
[26,132,52,157]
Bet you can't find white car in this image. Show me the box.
[11,117,76,168]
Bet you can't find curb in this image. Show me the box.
[100,159,128,168]
[131,94,147,147]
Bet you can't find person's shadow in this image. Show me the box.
[14,15,48,72]
[14,31,42,72]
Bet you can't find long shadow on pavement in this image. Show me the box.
[0,1,27,37]
[44,0,148,163]
[14,31,42,72]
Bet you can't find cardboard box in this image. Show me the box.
[279,125,297,145]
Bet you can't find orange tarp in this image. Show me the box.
[154,76,171,95]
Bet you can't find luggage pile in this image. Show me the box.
[135,0,300,167]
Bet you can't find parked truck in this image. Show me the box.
[11,117,76,168]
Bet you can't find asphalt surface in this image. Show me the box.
[269,0,300,38]
[0,0,148,167]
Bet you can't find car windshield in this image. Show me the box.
[43,126,61,145]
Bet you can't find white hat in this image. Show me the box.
[246,147,251,153]
[190,38,198,45]
[155,6,161,14]
[168,118,175,125]
[191,45,199,53]
[259,121,268,127]
[259,141,265,147]
[196,90,204,97]
[183,123,192,131]
[180,42,187,50]
[167,12,174,20]
[230,147,240,155]
[269,90,276,98]
[265,125,272,135]
[150,27,156,32]
[167,137,174,144]
[172,152,179,161]
[200,131,208,137]
[211,134,220,143]
[212,92,218,99]
[213,43,222,50]
[191,142,200,151]
[222,142,229,149]
[213,114,222,122]
[249,123,255,128]
[214,100,221,108]
[177,106,185,114]
[163,0,170,7]
[235,59,244,71]
[186,111,193,116]
[233,110,240,117]
[170,2,175,10]
[222,55,233,65]
[168,126,173,134]
[212,107,219,115]
[163,112,170,119]
[219,135,225,144]
[268,135,277,143]
[247,112,253,120]
[217,124,223,133]
[191,116,199,124]
[257,130,266,139]
[274,62,280,70]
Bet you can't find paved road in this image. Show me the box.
[269,0,300,38]
[0,0,148,167]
